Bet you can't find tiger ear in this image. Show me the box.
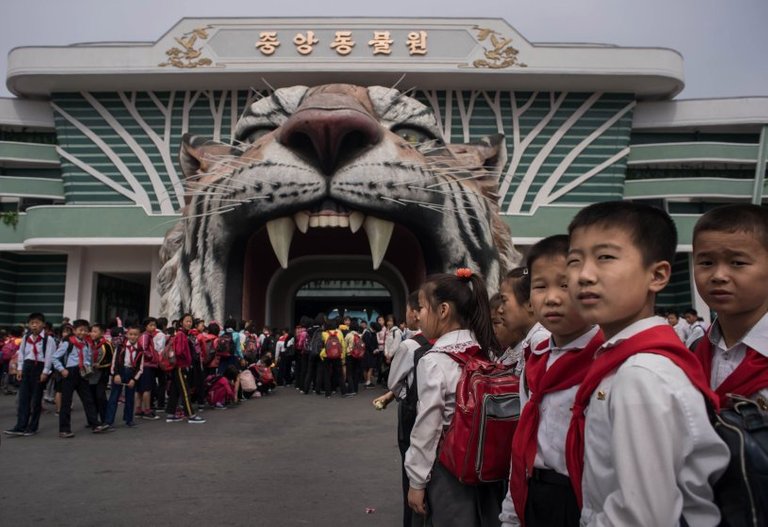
[179,133,242,179]
[445,133,506,181]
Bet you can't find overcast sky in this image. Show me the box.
[2,0,767,100]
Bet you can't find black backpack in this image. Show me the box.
[710,396,768,527]
[397,334,432,450]
[308,327,324,358]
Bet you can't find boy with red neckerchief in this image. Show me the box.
[51,319,100,438]
[87,323,114,425]
[563,201,729,526]
[692,204,768,411]
[96,324,144,432]
[500,235,603,527]
[4,312,56,437]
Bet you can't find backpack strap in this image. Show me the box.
[405,338,434,406]
[60,340,75,370]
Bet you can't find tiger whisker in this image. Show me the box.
[389,73,408,92]
[379,196,407,207]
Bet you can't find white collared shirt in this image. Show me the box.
[404,329,475,490]
[708,311,768,411]
[500,325,600,527]
[16,330,56,374]
[498,323,550,376]
[580,316,729,527]
[388,333,423,400]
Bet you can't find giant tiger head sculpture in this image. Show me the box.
[158,84,519,322]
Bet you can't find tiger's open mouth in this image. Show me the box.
[266,199,400,270]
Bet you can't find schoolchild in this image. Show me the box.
[344,323,364,396]
[165,314,206,424]
[362,320,379,388]
[499,235,603,527]
[384,314,404,364]
[666,310,690,343]
[87,323,114,425]
[375,315,387,384]
[293,318,311,391]
[320,318,347,398]
[564,201,729,526]
[136,318,160,420]
[275,328,290,385]
[497,267,550,374]
[200,322,220,375]
[4,312,57,436]
[683,309,708,350]
[405,270,503,527]
[691,204,768,410]
[188,318,206,409]
[152,317,169,411]
[51,319,100,438]
[301,314,325,395]
[1,326,23,395]
[383,290,432,527]
[490,294,518,362]
[96,325,144,431]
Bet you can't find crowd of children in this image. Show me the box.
[2,201,767,527]
[0,311,395,438]
[376,201,767,527]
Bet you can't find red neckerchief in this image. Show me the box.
[90,337,105,363]
[69,337,86,370]
[26,333,43,362]
[510,330,604,524]
[125,341,139,367]
[694,329,768,406]
[564,325,717,508]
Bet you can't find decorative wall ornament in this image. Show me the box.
[472,26,526,69]
[159,26,214,69]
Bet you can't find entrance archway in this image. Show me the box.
[265,255,407,327]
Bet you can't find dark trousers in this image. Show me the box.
[524,469,580,527]
[322,358,345,396]
[304,355,319,393]
[190,361,205,406]
[346,358,362,394]
[418,460,504,527]
[153,369,167,409]
[59,368,99,433]
[89,370,109,424]
[14,360,46,432]
[279,353,295,385]
[295,353,307,389]
[397,403,413,527]
[165,367,194,416]
[104,367,136,425]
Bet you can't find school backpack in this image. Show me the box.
[202,336,218,368]
[349,333,366,360]
[158,338,177,373]
[216,332,235,357]
[438,346,521,485]
[1,339,19,363]
[252,363,275,386]
[238,369,258,393]
[399,334,432,449]
[296,329,308,354]
[324,331,343,360]
[308,327,324,358]
[709,396,768,527]
[244,333,260,361]
[260,334,275,355]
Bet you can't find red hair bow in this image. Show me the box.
[456,268,473,279]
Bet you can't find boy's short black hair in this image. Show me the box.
[72,319,90,330]
[693,204,768,249]
[27,312,45,323]
[502,267,531,306]
[683,308,698,317]
[526,234,570,272]
[568,201,677,266]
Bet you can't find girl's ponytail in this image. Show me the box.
[461,271,499,357]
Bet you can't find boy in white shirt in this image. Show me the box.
[564,201,729,526]
[500,235,603,527]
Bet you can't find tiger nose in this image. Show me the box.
[278,108,382,175]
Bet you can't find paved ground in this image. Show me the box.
[0,385,404,526]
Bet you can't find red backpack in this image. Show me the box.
[438,346,520,485]
[158,338,177,373]
[349,333,366,360]
[324,331,343,360]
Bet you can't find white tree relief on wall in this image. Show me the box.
[53,89,633,217]
[420,90,635,215]
[51,89,255,215]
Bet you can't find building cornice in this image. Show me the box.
[7,17,684,100]
[634,97,768,132]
